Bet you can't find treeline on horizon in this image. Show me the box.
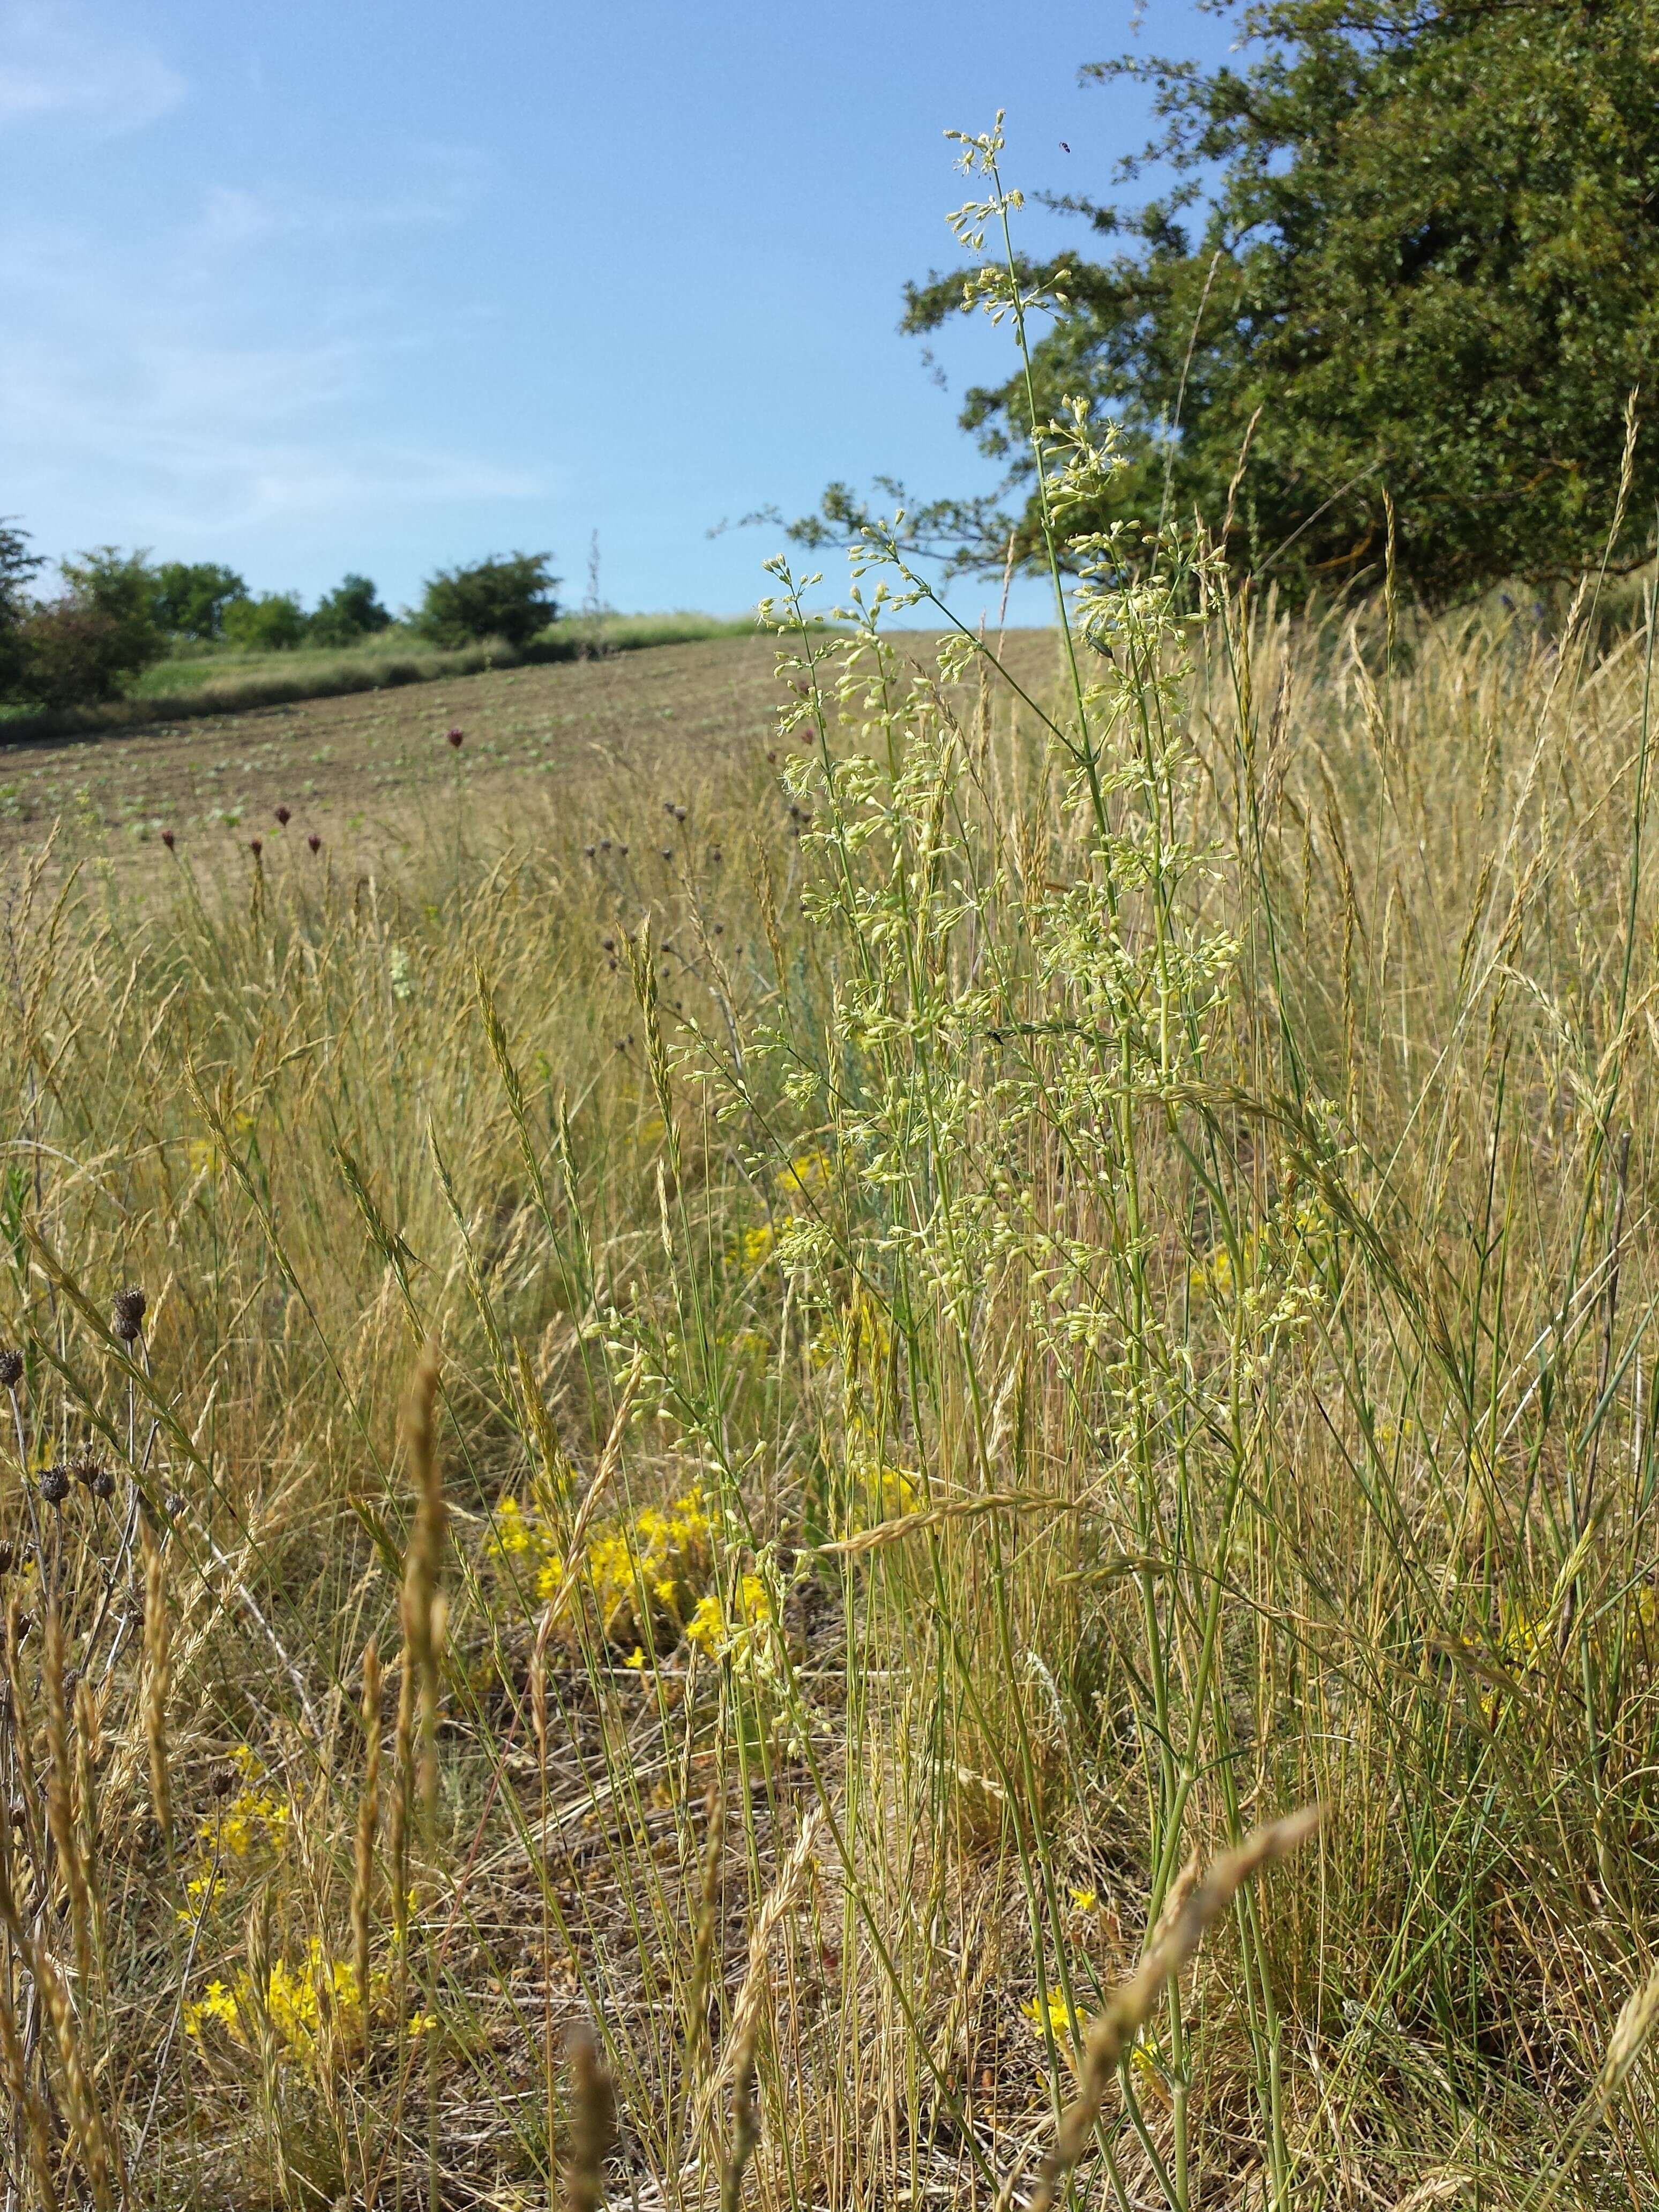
[0,529,561,711]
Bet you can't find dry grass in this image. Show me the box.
[2,126,1659,2198]
[0,554,1655,2210]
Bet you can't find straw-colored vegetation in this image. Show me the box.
[5,129,1659,2212]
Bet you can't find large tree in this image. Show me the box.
[902,1,1659,603]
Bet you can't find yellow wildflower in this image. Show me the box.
[1023,1985,1079,2044]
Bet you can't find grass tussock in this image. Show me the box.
[4,139,1659,2212]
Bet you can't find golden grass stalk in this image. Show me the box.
[353,1635,382,2057]
[401,1342,446,1835]
[1023,1806,1320,2212]
[0,1963,56,2212]
[41,1607,93,1997]
[4,1595,40,1867]
[697,1805,825,2136]
[718,2030,759,2212]
[389,1649,415,1955]
[140,1518,171,1855]
[684,1783,726,2102]
[40,1948,115,2212]
[401,1341,447,2212]
[817,1492,1101,1557]
[564,2024,616,2212]
[543,1348,646,1623]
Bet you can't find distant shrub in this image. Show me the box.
[15,597,138,706]
[416,552,558,649]
[223,591,308,652]
[57,546,169,677]
[308,572,393,647]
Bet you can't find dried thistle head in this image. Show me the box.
[0,1348,21,1391]
[70,1446,108,1494]
[111,1287,147,1343]
[38,1466,70,1509]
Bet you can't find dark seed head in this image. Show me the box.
[165,1491,186,1520]
[8,1799,24,1830]
[0,1543,14,1575]
[112,1287,147,1342]
[0,1348,21,1389]
[38,1466,69,1508]
[274,804,291,826]
[307,832,321,853]
[674,806,686,823]
[161,828,176,849]
[212,1766,237,1799]
[91,1467,115,1502]
[660,847,673,861]
[583,844,595,858]
[447,726,464,749]
[249,837,263,858]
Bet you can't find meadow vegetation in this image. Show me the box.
[4,125,1659,2212]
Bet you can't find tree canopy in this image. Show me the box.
[153,562,248,642]
[416,553,559,649]
[901,0,1659,603]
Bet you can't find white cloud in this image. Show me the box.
[0,3,183,135]
[189,154,491,257]
[0,180,544,557]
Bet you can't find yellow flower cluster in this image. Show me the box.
[840,1418,920,1535]
[736,1146,836,1274]
[486,1482,714,1649]
[180,1746,292,1922]
[183,1938,436,2069]
[1023,1984,1079,2044]
[781,1146,833,1201]
[685,1572,772,1657]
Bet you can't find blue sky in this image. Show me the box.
[0,2,1237,625]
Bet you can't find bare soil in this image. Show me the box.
[0,631,1060,871]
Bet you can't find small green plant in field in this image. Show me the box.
[2,121,1659,2212]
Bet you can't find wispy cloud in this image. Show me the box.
[0,155,542,560]
[190,150,491,257]
[0,2,184,135]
